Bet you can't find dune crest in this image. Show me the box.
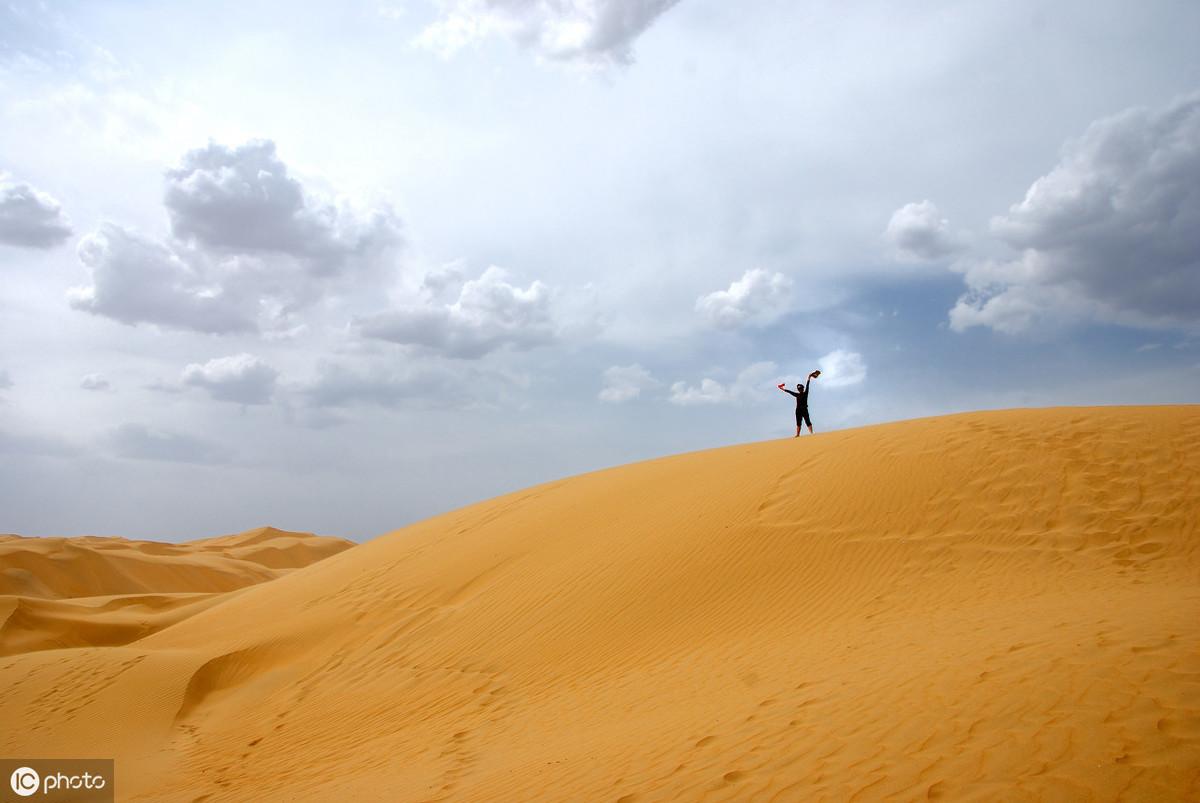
[1,407,1197,801]
[0,526,353,599]
[0,527,352,657]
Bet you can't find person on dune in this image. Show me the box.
[778,371,820,438]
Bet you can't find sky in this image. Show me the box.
[1,0,1198,541]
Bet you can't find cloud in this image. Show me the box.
[0,4,83,72]
[164,140,401,275]
[300,360,491,410]
[951,93,1200,334]
[885,200,962,261]
[79,373,110,391]
[696,268,793,329]
[421,260,466,298]
[69,140,403,334]
[0,428,79,457]
[69,223,258,334]
[0,369,10,390]
[417,0,682,69]
[0,174,72,248]
[668,354,864,406]
[669,361,776,405]
[816,349,866,388]
[598,363,658,402]
[359,266,558,358]
[107,423,233,464]
[181,353,279,405]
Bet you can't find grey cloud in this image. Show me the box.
[669,361,777,406]
[417,0,682,69]
[181,353,279,405]
[359,266,558,358]
[598,363,658,402]
[885,200,962,261]
[0,428,79,457]
[69,140,403,334]
[0,175,72,249]
[0,369,11,390]
[68,224,257,334]
[107,423,233,464]
[695,268,793,329]
[79,373,110,391]
[301,360,478,410]
[421,261,466,299]
[164,140,401,274]
[951,93,1200,333]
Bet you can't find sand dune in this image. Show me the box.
[0,526,353,599]
[0,527,352,657]
[1,407,1197,801]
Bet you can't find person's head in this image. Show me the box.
[796,383,803,391]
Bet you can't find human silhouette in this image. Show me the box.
[778,370,820,437]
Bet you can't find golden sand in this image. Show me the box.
[0,527,353,657]
[1,407,1197,801]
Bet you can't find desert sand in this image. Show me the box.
[1,407,1197,801]
[0,527,353,657]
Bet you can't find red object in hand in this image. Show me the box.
[777,383,785,389]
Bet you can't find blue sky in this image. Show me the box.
[1,0,1198,540]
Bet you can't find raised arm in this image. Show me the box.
[777,383,799,398]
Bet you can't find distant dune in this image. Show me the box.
[0,526,354,599]
[1,407,1197,801]
[0,527,352,656]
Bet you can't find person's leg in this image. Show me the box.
[803,409,813,434]
[795,411,802,437]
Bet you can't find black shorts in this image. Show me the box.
[796,408,811,427]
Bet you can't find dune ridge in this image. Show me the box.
[0,527,353,657]
[0,526,353,599]
[1,407,1197,801]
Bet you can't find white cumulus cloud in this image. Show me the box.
[951,93,1200,334]
[885,200,962,261]
[696,268,793,329]
[669,361,776,405]
[816,349,866,388]
[417,0,682,69]
[164,140,400,275]
[70,224,258,334]
[69,141,402,334]
[181,353,279,405]
[0,174,72,249]
[359,265,559,358]
[598,363,658,402]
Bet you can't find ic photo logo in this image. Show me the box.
[9,767,38,797]
[1,760,112,802]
